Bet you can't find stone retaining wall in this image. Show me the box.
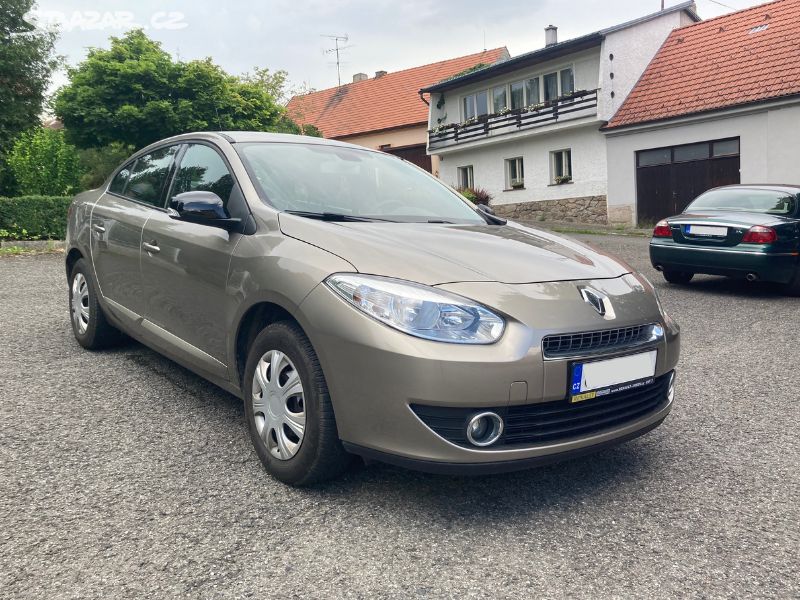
[492,195,608,224]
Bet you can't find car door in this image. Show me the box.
[90,146,179,325]
[139,142,248,379]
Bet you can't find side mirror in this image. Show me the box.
[475,202,507,225]
[169,191,242,231]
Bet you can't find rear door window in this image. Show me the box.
[126,146,179,207]
[109,161,134,194]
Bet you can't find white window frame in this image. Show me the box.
[505,157,524,189]
[458,63,575,121]
[457,165,474,189]
[550,148,572,184]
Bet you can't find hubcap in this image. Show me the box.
[71,273,90,335]
[251,350,306,460]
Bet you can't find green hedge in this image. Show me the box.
[0,196,72,240]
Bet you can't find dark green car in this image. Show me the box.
[650,185,800,293]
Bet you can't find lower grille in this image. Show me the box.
[542,323,658,358]
[411,372,671,449]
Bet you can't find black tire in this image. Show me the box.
[68,258,125,350]
[662,270,694,285]
[782,269,800,296]
[243,321,352,486]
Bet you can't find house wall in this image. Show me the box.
[605,101,800,224]
[336,126,441,175]
[598,10,688,121]
[430,49,601,129]
[439,123,608,222]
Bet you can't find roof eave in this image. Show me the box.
[420,34,603,94]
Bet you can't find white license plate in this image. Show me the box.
[687,225,727,237]
[570,350,657,403]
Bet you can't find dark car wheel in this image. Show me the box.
[69,258,125,350]
[662,270,694,285]
[244,321,352,486]
[783,268,800,296]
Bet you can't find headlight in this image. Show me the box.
[325,274,505,344]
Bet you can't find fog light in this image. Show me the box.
[466,412,503,447]
[668,372,676,403]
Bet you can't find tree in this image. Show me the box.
[54,30,304,150]
[0,0,59,193]
[8,128,81,195]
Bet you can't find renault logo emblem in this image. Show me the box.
[579,287,615,320]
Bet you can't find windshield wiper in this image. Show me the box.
[283,210,394,223]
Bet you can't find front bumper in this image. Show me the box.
[299,275,679,471]
[650,240,799,283]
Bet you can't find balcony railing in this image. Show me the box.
[428,89,599,150]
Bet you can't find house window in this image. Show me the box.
[525,77,540,105]
[505,157,524,189]
[551,149,572,184]
[560,68,575,96]
[462,95,476,120]
[462,91,489,121]
[510,81,524,110]
[493,86,507,112]
[457,165,474,189]
[543,72,559,101]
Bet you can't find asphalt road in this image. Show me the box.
[1,234,798,599]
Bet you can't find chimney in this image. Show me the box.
[545,25,558,47]
[375,70,388,78]
[353,72,368,83]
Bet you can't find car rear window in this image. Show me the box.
[687,188,797,215]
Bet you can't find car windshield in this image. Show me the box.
[687,188,797,215]
[236,142,485,224]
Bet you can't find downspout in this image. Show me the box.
[418,90,430,106]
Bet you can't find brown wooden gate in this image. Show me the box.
[636,138,740,224]
[384,144,433,173]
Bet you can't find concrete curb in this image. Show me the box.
[1,240,65,250]
[515,219,652,237]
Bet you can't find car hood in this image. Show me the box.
[278,215,631,285]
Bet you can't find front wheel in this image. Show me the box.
[662,270,694,285]
[69,258,124,349]
[244,321,352,486]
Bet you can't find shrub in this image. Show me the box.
[0,196,72,240]
[456,186,493,205]
[8,129,81,196]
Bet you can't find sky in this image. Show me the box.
[32,0,769,98]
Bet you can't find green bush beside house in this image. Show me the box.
[0,196,72,240]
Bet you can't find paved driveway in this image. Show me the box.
[1,234,797,599]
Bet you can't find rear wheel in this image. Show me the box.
[662,270,694,285]
[244,321,352,486]
[69,258,124,349]
[782,268,800,296]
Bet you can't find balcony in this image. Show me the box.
[428,89,598,151]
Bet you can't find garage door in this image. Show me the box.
[636,138,740,224]
[384,144,433,173]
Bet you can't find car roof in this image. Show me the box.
[711,184,800,194]
[133,131,373,157]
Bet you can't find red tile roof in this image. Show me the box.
[286,48,508,139]
[606,0,800,129]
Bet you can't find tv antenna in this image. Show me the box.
[321,34,352,87]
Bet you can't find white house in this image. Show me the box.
[604,0,800,225]
[421,2,700,223]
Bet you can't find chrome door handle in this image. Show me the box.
[92,224,106,233]
[142,241,160,254]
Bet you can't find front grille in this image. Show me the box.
[542,324,657,358]
[411,372,671,449]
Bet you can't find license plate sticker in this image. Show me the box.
[686,225,727,237]
[570,350,657,403]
